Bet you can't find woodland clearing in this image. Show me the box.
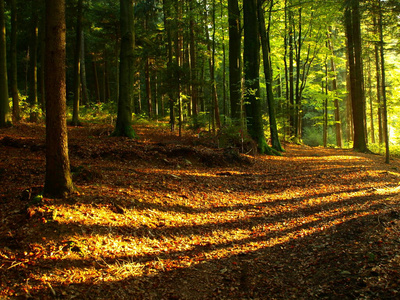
[0,123,400,299]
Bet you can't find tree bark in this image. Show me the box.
[44,0,74,197]
[345,0,368,152]
[0,0,10,127]
[72,0,83,126]
[243,0,271,154]
[113,0,135,138]
[28,1,39,123]
[10,0,20,121]
[258,0,284,152]
[228,0,242,121]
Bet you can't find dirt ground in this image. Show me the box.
[1,123,400,299]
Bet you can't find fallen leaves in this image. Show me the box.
[1,123,400,299]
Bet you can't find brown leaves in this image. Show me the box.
[1,124,400,299]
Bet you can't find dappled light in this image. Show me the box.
[1,124,400,298]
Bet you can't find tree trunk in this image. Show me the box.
[28,0,39,123]
[243,0,271,154]
[80,31,89,105]
[258,0,284,152]
[328,31,343,147]
[10,0,20,121]
[345,0,368,152]
[112,0,135,138]
[228,0,241,121]
[71,0,83,126]
[378,0,389,163]
[0,0,10,127]
[44,0,74,197]
[189,0,198,119]
[145,57,153,118]
[211,0,221,130]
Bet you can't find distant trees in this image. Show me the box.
[0,0,399,159]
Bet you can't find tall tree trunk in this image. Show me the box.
[0,0,9,127]
[28,0,39,123]
[211,0,221,130]
[175,2,183,136]
[378,0,389,163]
[72,0,83,126]
[189,0,198,119]
[162,0,174,131]
[10,0,20,121]
[345,0,368,152]
[228,0,241,121]
[243,0,271,154]
[145,57,153,118]
[80,31,89,105]
[258,0,283,152]
[44,0,74,197]
[373,17,383,145]
[323,61,328,148]
[288,9,295,137]
[112,0,135,138]
[328,31,343,147]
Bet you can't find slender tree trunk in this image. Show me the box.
[163,0,174,131]
[189,0,198,119]
[112,0,135,138]
[323,61,328,148]
[72,0,83,126]
[92,60,100,102]
[28,0,39,123]
[145,57,152,118]
[175,2,183,136]
[221,0,227,123]
[228,0,241,121]
[288,9,295,137]
[44,0,74,197]
[211,0,221,130]
[80,31,89,105]
[10,0,20,121]
[378,0,389,163]
[328,31,343,147]
[258,0,283,152]
[0,0,10,127]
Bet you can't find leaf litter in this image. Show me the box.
[0,123,400,299]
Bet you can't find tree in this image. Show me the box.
[228,0,241,121]
[112,0,136,138]
[44,0,74,197]
[28,0,39,123]
[243,0,272,154]
[71,0,84,126]
[0,0,10,127]
[345,0,368,152]
[10,0,20,121]
[258,0,284,152]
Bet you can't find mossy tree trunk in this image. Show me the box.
[243,0,273,154]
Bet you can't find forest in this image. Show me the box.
[0,0,400,299]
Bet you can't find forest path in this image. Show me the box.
[0,123,400,299]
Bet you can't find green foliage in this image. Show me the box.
[79,102,117,124]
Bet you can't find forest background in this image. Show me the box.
[1,0,400,298]
[0,0,399,157]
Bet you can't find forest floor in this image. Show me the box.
[0,122,400,300]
